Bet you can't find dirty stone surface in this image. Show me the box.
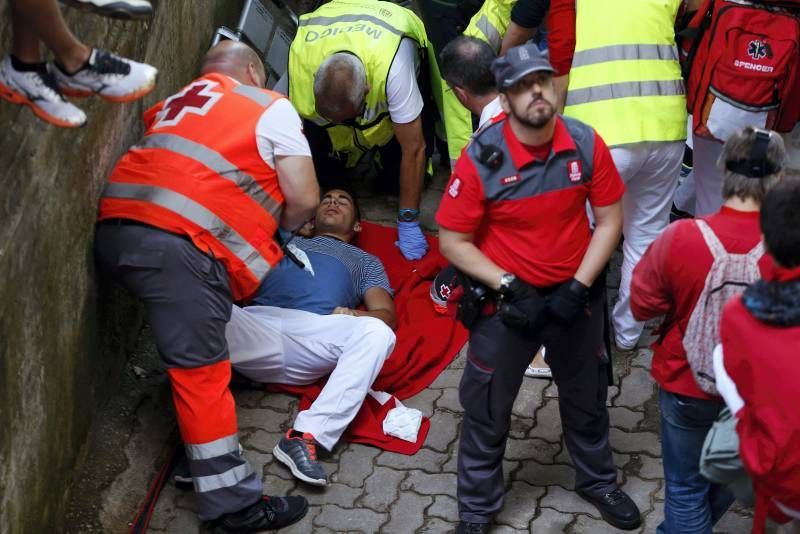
[145,166,755,533]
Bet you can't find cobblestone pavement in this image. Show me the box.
[147,339,754,533]
[146,171,755,532]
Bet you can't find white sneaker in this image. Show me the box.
[524,347,552,379]
[61,0,153,20]
[54,48,157,103]
[0,56,86,128]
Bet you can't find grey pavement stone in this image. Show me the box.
[376,447,446,473]
[493,526,524,534]
[641,499,665,533]
[262,473,297,495]
[442,448,458,474]
[158,507,201,533]
[298,483,363,507]
[429,369,463,389]
[510,415,535,439]
[279,505,321,534]
[401,470,458,496]
[314,504,387,533]
[236,407,293,431]
[496,481,546,529]
[715,510,754,534]
[609,406,645,431]
[419,517,457,533]
[232,388,267,409]
[147,483,179,530]
[531,400,564,443]
[614,367,655,411]
[264,456,301,481]
[539,486,601,518]
[514,461,574,490]
[261,392,298,412]
[242,428,285,454]
[403,388,442,418]
[435,387,462,413]
[505,437,561,464]
[424,411,461,452]
[609,428,661,456]
[383,492,433,533]
[530,507,575,533]
[607,385,621,405]
[359,466,405,512]
[335,445,379,487]
[450,344,468,368]
[504,459,520,487]
[544,382,559,399]
[569,513,639,534]
[512,378,548,418]
[631,348,654,369]
[427,495,459,522]
[627,453,663,480]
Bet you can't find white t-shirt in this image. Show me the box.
[273,38,423,125]
[255,97,311,168]
[479,96,503,128]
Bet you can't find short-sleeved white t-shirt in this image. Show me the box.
[255,97,312,168]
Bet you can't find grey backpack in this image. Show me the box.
[683,220,763,395]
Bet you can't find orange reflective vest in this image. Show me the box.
[98,73,285,300]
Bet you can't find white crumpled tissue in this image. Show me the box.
[370,390,423,443]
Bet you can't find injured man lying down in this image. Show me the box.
[226,189,397,486]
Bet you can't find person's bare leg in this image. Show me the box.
[10,0,90,72]
[530,347,549,369]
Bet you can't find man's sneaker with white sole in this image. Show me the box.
[273,430,328,486]
[61,0,153,20]
[0,55,86,127]
[54,48,157,103]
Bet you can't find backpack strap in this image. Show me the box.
[746,240,765,260]
[695,219,727,260]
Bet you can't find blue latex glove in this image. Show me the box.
[395,220,429,260]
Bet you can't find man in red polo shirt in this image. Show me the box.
[436,43,639,533]
[630,126,786,533]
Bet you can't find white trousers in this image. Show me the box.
[692,134,725,216]
[610,141,684,347]
[225,306,396,450]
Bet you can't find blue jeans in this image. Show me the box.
[657,389,734,534]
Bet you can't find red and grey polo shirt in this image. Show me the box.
[436,114,624,287]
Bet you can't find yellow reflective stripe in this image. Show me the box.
[572,44,678,68]
[186,434,240,461]
[566,79,685,106]
[194,463,254,493]
[101,183,272,280]
[133,133,281,219]
[568,58,683,90]
[299,14,403,35]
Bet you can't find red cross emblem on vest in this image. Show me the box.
[154,80,223,128]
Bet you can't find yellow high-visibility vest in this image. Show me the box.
[442,0,516,165]
[564,0,687,146]
[288,0,440,167]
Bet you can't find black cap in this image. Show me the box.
[491,43,556,91]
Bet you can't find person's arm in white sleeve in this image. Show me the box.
[256,98,319,230]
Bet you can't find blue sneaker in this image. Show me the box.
[273,430,327,486]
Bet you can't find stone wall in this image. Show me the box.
[0,1,242,532]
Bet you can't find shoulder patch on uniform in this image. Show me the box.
[567,159,583,182]
[448,177,462,198]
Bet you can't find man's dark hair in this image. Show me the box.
[760,178,800,268]
[322,188,361,221]
[439,36,497,96]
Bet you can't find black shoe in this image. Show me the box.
[579,488,641,530]
[212,495,308,533]
[455,521,490,534]
[273,430,328,486]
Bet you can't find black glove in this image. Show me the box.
[498,278,547,334]
[546,278,590,325]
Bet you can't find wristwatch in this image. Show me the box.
[398,208,420,222]
[498,272,516,295]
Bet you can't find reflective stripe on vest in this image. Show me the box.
[289,1,433,165]
[102,182,272,281]
[133,133,281,218]
[564,0,686,146]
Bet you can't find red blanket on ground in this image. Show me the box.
[268,221,468,454]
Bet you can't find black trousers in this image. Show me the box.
[457,279,617,523]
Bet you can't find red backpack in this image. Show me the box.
[680,0,800,141]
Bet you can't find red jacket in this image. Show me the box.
[720,264,800,529]
[631,207,770,399]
